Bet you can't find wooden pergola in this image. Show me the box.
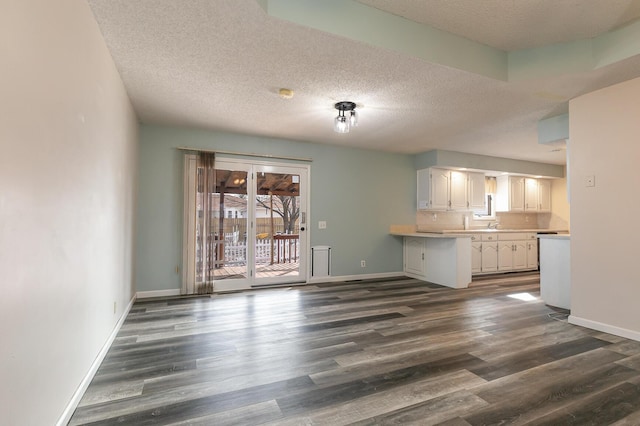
[212,170,300,267]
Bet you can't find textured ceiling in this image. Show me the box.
[87,0,640,165]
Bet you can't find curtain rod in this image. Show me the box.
[176,147,313,162]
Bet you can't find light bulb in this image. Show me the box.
[349,110,358,127]
[334,116,349,133]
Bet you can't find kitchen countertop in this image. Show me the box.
[420,228,569,234]
[538,233,571,239]
[390,232,472,238]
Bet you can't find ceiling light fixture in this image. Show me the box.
[334,101,358,133]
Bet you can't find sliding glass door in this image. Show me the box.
[183,156,308,293]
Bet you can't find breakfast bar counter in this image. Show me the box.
[391,232,472,289]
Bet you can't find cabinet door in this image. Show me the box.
[513,241,527,269]
[525,178,539,211]
[430,168,450,210]
[450,171,468,210]
[471,241,482,274]
[510,177,525,212]
[404,238,425,275]
[481,242,498,273]
[527,240,538,269]
[498,242,514,271]
[538,179,551,212]
[468,172,486,211]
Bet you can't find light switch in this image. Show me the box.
[318,221,327,229]
[585,175,595,187]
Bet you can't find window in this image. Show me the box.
[473,193,496,220]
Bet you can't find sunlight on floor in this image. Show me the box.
[508,292,538,302]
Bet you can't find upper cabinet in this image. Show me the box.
[496,175,551,213]
[538,179,551,212]
[468,172,487,211]
[417,168,485,211]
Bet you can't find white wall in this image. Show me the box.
[0,1,138,424]
[568,76,640,340]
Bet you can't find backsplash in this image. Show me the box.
[415,210,568,232]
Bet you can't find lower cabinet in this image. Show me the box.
[527,239,538,269]
[404,237,426,276]
[471,241,482,274]
[498,240,527,271]
[472,232,538,275]
[481,241,498,273]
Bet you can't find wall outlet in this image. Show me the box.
[318,221,327,229]
[432,213,437,221]
[361,260,366,268]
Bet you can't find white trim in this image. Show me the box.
[56,294,137,426]
[307,271,405,284]
[136,289,182,299]
[569,315,640,342]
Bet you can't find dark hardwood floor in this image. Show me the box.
[69,273,640,425]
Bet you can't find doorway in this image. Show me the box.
[183,156,309,293]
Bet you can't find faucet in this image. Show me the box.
[487,222,499,229]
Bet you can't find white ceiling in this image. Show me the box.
[87,0,640,165]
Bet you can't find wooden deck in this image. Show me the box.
[213,261,299,280]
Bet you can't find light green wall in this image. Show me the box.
[538,113,569,145]
[136,125,415,291]
[414,149,565,177]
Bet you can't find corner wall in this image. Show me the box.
[568,76,640,340]
[0,1,138,424]
[136,125,415,292]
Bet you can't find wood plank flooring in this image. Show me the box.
[69,273,640,425]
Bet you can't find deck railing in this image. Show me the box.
[199,234,300,267]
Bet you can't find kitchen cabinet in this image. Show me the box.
[496,176,525,212]
[468,172,486,211]
[450,170,468,210]
[470,232,538,276]
[497,232,535,272]
[404,237,426,275]
[538,179,551,212]
[480,234,498,273]
[525,178,538,212]
[417,168,449,210]
[496,176,551,213]
[527,238,538,269]
[471,240,482,274]
[417,168,485,211]
[400,234,472,289]
[469,233,499,275]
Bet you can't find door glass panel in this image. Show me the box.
[254,172,301,281]
[196,168,248,282]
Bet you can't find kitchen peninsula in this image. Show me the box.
[390,231,472,289]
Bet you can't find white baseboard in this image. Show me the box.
[57,293,137,426]
[569,315,640,342]
[136,273,407,296]
[136,288,181,299]
[307,271,405,284]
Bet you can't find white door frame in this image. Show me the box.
[182,155,310,293]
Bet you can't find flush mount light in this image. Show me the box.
[334,101,358,133]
